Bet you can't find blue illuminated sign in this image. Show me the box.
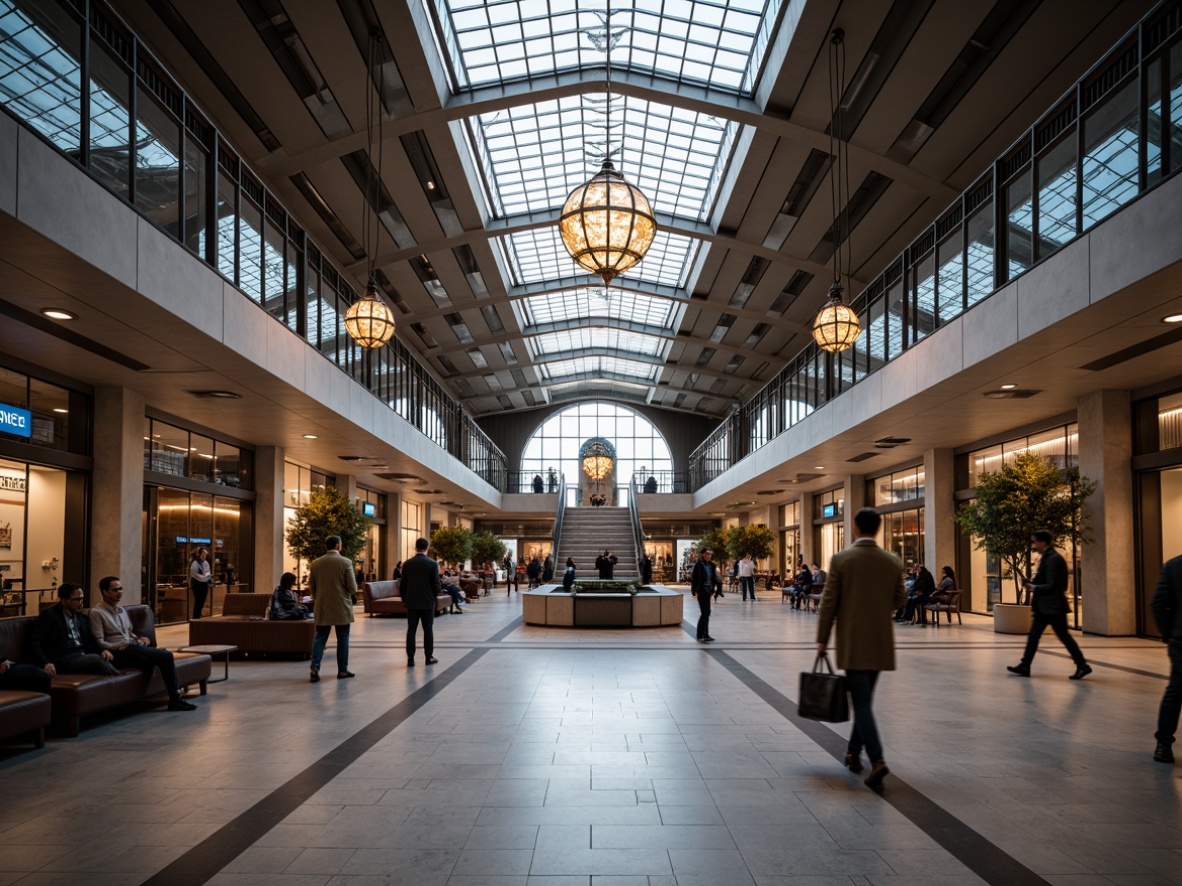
[0,403,32,438]
[363,502,376,517]
[822,503,837,518]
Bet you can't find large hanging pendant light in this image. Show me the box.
[558,1,656,285]
[346,27,395,349]
[812,28,861,353]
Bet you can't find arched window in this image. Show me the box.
[521,402,673,500]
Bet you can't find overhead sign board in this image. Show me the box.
[0,403,32,438]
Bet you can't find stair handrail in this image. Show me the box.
[628,474,645,583]
[552,472,567,568]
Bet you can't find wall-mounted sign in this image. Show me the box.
[0,473,27,492]
[822,503,837,518]
[0,403,32,438]
[175,536,213,545]
[363,502,376,517]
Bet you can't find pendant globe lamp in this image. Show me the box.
[558,1,656,285]
[811,28,861,354]
[345,27,395,350]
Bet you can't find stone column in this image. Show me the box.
[90,386,145,603]
[799,492,815,570]
[843,475,866,543]
[924,448,956,573]
[386,492,403,574]
[252,446,285,595]
[1077,390,1135,635]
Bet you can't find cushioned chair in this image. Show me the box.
[188,593,316,657]
[925,590,962,627]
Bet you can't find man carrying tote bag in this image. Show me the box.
[816,507,907,790]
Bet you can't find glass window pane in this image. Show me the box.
[1170,42,1182,176]
[189,433,215,482]
[216,171,237,280]
[965,200,994,306]
[937,232,963,324]
[886,279,906,357]
[239,197,263,302]
[1004,169,1033,280]
[183,137,207,256]
[262,217,285,320]
[867,296,885,372]
[0,0,83,155]
[147,422,188,476]
[1082,80,1139,230]
[27,377,69,450]
[1036,133,1076,255]
[1148,58,1163,185]
[134,87,180,236]
[912,253,935,342]
[88,40,131,197]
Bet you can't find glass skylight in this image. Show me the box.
[540,355,660,383]
[502,226,697,288]
[430,0,782,96]
[518,287,680,329]
[527,327,669,359]
[472,92,737,220]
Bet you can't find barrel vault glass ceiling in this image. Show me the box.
[427,0,784,409]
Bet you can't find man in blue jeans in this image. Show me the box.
[309,535,357,682]
[817,508,907,790]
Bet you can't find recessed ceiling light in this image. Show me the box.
[814,466,825,471]
[41,308,78,320]
[303,434,318,439]
[1164,314,1182,323]
[53,408,68,414]
[1000,383,1017,390]
[188,390,241,399]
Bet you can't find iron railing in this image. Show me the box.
[631,470,689,494]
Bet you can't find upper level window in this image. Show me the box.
[868,466,925,506]
[0,366,82,454]
[967,423,1078,488]
[144,418,252,489]
[813,488,844,521]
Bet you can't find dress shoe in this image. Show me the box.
[843,752,864,773]
[337,670,355,679]
[407,658,415,667]
[864,761,890,789]
[1006,664,1030,677]
[704,636,716,642]
[426,657,439,665]
[1153,741,1175,763]
[1069,664,1092,680]
[452,607,463,614]
[309,669,320,683]
[167,698,198,711]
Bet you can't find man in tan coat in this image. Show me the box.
[309,535,357,683]
[817,507,907,790]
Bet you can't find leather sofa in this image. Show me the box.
[0,605,212,738]
[0,691,51,748]
[188,593,315,657]
[361,580,450,616]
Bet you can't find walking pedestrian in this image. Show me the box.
[1007,530,1091,680]
[1151,554,1182,764]
[691,549,721,642]
[816,508,907,790]
[309,535,357,682]
[402,538,441,667]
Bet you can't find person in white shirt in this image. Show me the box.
[89,576,196,711]
[189,547,212,619]
[738,554,757,602]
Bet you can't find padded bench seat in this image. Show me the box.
[362,580,450,616]
[188,593,315,657]
[0,690,51,748]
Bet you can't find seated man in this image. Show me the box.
[27,583,120,677]
[0,655,52,694]
[439,575,465,614]
[88,576,197,711]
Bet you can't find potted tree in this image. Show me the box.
[285,487,371,589]
[955,451,1095,633]
[470,529,507,592]
[725,524,776,568]
[429,526,473,572]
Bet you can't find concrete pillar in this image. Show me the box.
[90,386,145,603]
[339,473,359,508]
[843,475,866,546]
[253,446,285,595]
[799,492,815,570]
[1078,390,1136,635]
[924,448,957,573]
[385,491,402,574]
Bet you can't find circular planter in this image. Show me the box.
[993,602,1033,634]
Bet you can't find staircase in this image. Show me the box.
[556,507,639,580]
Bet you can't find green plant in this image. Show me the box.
[955,451,1096,604]
[285,487,370,567]
[430,525,472,568]
[470,529,507,570]
[726,523,776,564]
[696,525,731,569]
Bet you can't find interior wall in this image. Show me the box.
[478,403,716,474]
[1161,468,1182,561]
[26,467,66,591]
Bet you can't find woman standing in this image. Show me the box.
[189,547,212,619]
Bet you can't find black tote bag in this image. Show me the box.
[798,653,849,722]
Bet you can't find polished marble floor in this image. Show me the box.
[1,587,1179,886]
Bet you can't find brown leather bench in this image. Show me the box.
[0,691,51,748]
[188,593,316,657]
[0,605,212,738]
[362,580,450,616]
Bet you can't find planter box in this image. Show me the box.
[993,602,1032,634]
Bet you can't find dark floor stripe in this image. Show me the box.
[705,644,1052,886]
[141,645,491,886]
[1036,648,1169,680]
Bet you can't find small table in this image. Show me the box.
[181,644,237,683]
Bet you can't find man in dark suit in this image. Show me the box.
[691,549,721,642]
[1151,554,1182,764]
[27,583,119,676]
[401,537,441,667]
[1008,530,1091,680]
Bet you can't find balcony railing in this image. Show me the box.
[689,0,1182,492]
[631,470,689,494]
[0,0,507,489]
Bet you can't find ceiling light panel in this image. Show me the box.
[527,327,668,360]
[472,93,736,220]
[430,0,784,95]
[518,288,679,329]
[501,226,696,289]
[540,355,660,384]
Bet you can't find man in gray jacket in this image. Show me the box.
[401,537,442,667]
[1152,554,1182,764]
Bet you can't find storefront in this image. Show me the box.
[356,486,386,583]
[813,488,845,570]
[282,462,334,586]
[0,363,91,614]
[868,465,925,568]
[779,501,800,577]
[143,413,254,624]
[1134,387,1182,636]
